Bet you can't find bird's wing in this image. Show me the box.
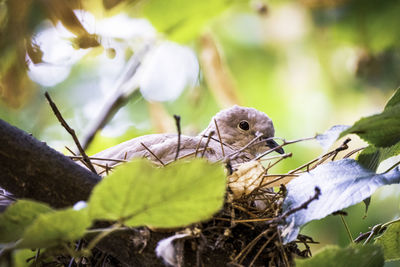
[84,134,232,175]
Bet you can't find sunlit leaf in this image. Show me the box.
[357,143,400,171]
[281,159,400,243]
[88,159,226,228]
[18,208,91,249]
[375,221,400,261]
[0,199,53,243]
[142,0,238,42]
[340,88,400,147]
[295,244,384,267]
[12,249,37,267]
[315,125,350,152]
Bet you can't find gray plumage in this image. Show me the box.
[89,106,282,175]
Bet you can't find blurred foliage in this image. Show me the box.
[1,0,400,260]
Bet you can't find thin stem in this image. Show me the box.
[214,119,225,157]
[173,115,181,161]
[140,142,165,166]
[340,214,353,243]
[45,92,97,174]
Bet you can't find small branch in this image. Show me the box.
[68,155,128,163]
[44,92,97,174]
[340,214,353,243]
[267,187,321,225]
[214,119,225,157]
[384,159,400,173]
[201,131,215,158]
[173,115,181,161]
[140,142,165,166]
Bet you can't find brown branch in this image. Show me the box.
[201,131,215,158]
[173,115,181,161]
[0,119,100,208]
[44,92,97,174]
[140,142,165,166]
[214,119,225,157]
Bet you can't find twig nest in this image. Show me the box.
[228,161,265,199]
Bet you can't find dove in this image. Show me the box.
[88,105,283,175]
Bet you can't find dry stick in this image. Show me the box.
[44,92,97,174]
[340,214,354,243]
[248,232,278,267]
[140,142,165,166]
[254,136,315,161]
[173,115,181,161]
[69,155,128,163]
[236,189,320,265]
[265,187,321,226]
[226,134,265,160]
[384,158,400,173]
[276,229,290,267]
[201,131,215,158]
[262,139,352,188]
[343,146,366,158]
[214,119,225,157]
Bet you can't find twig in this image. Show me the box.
[69,155,128,163]
[384,159,400,173]
[254,136,315,161]
[248,232,277,267]
[173,115,181,161]
[214,119,225,157]
[265,187,321,226]
[201,131,215,158]
[340,214,353,243]
[140,142,165,166]
[44,92,97,174]
[226,134,265,160]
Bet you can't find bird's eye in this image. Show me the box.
[238,120,250,131]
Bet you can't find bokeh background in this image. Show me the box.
[1,0,400,261]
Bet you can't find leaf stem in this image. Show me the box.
[340,214,353,243]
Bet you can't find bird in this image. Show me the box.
[86,105,284,176]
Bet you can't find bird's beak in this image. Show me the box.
[266,139,284,154]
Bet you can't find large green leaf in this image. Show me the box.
[88,159,226,228]
[357,143,400,171]
[295,244,384,267]
[341,88,400,147]
[0,199,53,243]
[142,0,240,42]
[281,159,400,243]
[17,208,91,249]
[375,221,400,261]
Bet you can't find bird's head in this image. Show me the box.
[201,105,284,156]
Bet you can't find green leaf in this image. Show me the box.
[357,143,400,171]
[340,88,400,148]
[88,159,226,228]
[384,87,400,110]
[12,249,37,267]
[340,105,400,147]
[142,0,237,42]
[0,199,53,243]
[295,244,384,267]
[17,208,91,249]
[375,221,400,261]
[281,159,400,242]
